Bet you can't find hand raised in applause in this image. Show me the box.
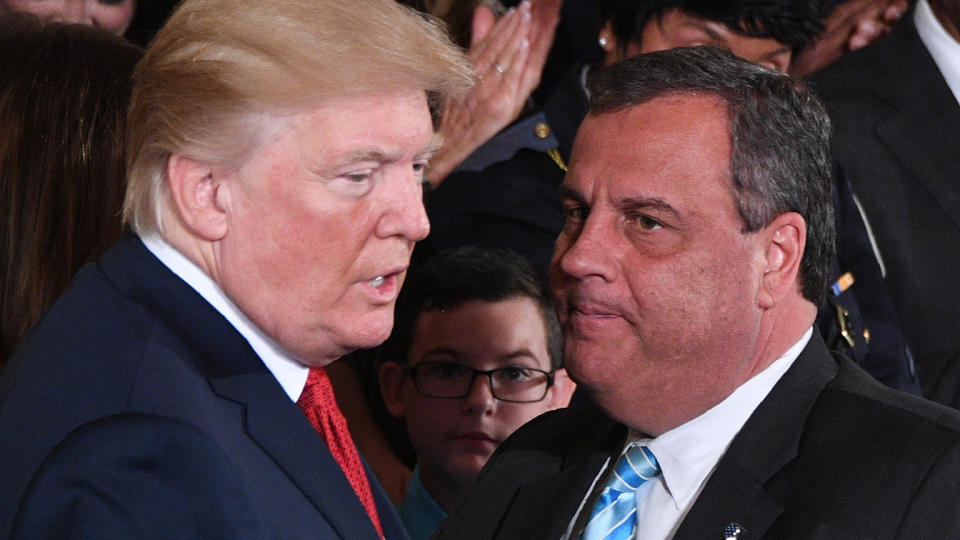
[790,0,908,78]
[428,0,563,188]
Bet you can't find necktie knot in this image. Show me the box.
[608,444,660,492]
[580,444,660,540]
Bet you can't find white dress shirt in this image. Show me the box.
[915,0,960,107]
[566,328,813,540]
[141,233,309,401]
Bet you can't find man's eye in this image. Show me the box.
[428,362,467,378]
[628,214,662,230]
[497,367,533,382]
[564,206,589,221]
[345,173,371,183]
[640,216,661,229]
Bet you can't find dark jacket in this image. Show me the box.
[0,234,408,539]
[436,332,960,539]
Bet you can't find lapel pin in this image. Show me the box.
[724,522,743,539]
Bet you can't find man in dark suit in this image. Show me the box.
[423,0,919,395]
[435,47,960,540]
[809,0,960,409]
[0,0,472,537]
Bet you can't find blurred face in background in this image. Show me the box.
[1,0,136,35]
[602,8,793,73]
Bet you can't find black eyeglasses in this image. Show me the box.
[406,361,554,403]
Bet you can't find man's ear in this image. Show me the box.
[166,154,229,241]
[379,361,409,419]
[545,368,577,410]
[758,212,806,309]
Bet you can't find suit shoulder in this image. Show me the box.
[11,413,268,538]
[822,358,960,445]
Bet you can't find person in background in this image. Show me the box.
[0,0,472,537]
[0,13,141,364]
[810,0,960,408]
[377,246,575,539]
[0,0,136,36]
[435,46,960,540]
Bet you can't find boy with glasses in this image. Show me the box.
[378,246,576,539]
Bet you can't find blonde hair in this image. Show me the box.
[123,0,474,233]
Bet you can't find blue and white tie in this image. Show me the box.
[580,444,660,540]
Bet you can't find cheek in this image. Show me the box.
[404,400,458,446]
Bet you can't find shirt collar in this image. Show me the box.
[140,232,309,401]
[915,0,960,107]
[636,328,812,511]
[397,466,448,540]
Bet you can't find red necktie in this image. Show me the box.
[298,367,384,538]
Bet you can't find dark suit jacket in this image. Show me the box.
[809,12,960,408]
[0,234,408,539]
[435,332,960,539]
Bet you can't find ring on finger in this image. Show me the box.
[493,62,505,74]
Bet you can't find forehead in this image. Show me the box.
[568,94,732,198]
[284,89,435,156]
[638,8,792,68]
[409,297,551,364]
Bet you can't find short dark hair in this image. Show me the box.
[587,46,835,305]
[384,246,563,369]
[600,0,826,58]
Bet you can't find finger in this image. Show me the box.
[848,18,885,50]
[527,0,562,57]
[488,2,531,82]
[471,4,497,48]
[470,4,524,70]
[520,0,562,95]
[500,32,533,103]
[883,0,907,23]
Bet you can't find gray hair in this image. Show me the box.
[587,46,835,304]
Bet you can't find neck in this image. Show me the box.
[930,0,960,42]
[748,297,817,376]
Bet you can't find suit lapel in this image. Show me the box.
[102,234,382,539]
[872,17,960,230]
[210,370,382,540]
[492,408,626,540]
[675,333,839,539]
[513,438,622,539]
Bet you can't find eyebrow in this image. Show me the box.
[558,183,586,203]
[420,347,543,365]
[695,20,729,46]
[334,133,444,167]
[559,184,681,220]
[697,19,791,60]
[620,196,681,225]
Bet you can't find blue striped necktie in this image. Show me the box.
[580,444,660,540]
